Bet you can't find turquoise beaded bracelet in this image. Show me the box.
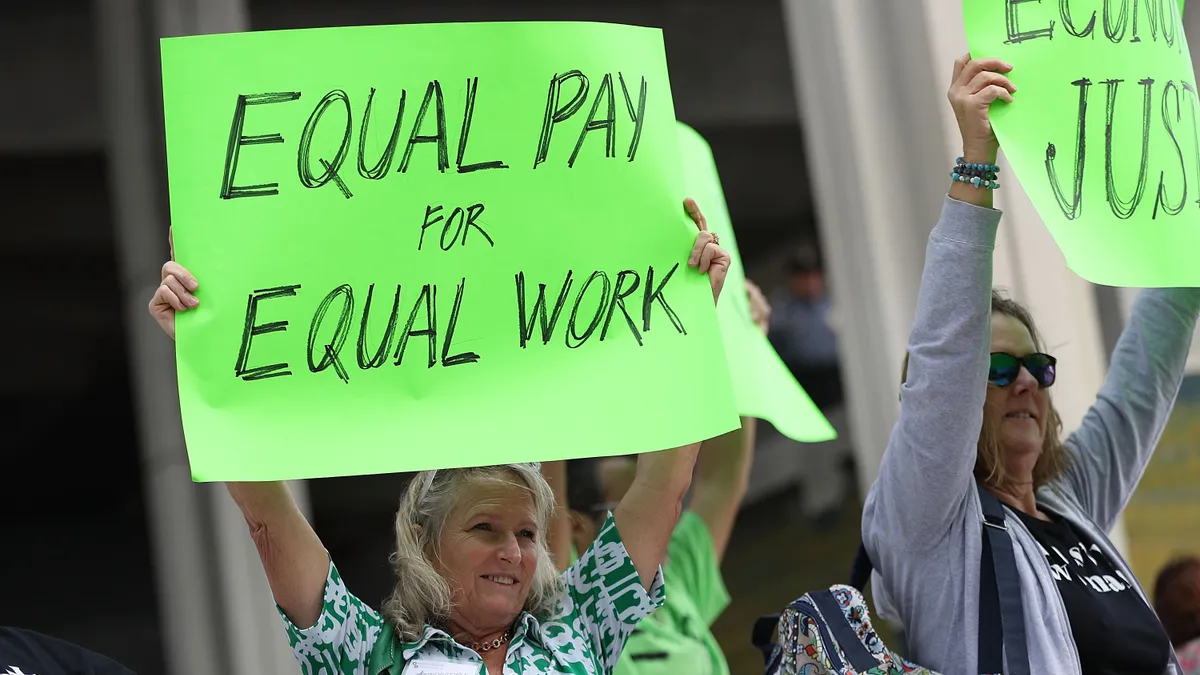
[951,157,1000,190]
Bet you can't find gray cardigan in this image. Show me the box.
[862,195,1200,675]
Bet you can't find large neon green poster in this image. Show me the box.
[964,0,1200,286]
[678,123,835,442]
[160,22,739,482]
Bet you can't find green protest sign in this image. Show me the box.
[964,0,1200,287]
[677,123,835,442]
[160,22,739,482]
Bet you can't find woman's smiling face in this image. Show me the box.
[435,478,540,635]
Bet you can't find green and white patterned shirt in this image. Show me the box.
[278,513,665,675]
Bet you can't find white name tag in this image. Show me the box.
[402,657,482,675]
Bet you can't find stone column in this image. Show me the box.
[780,0,960,494]
[94,1,308,672]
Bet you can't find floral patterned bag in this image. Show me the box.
[752,584,938,675]
[752,484,1032,675]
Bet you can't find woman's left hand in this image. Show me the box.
[684,198,731,304]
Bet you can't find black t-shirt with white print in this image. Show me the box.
[1014,510,1170,675]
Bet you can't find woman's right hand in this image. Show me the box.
[947,54,1016,164]
[149,227,199,341]
[684,198,731,304]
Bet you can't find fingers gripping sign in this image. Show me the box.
[149,226,200,341]
[945,54,1016,208]
[683,198,731,304]
[947,54,1016,161]
[685,198,713,265]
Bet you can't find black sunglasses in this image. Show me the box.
[989,352,1057,388]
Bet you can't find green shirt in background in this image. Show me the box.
[573,510,731,675]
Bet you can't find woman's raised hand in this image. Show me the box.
[684,198,731,304]
[947,54,1016,164]
[746,280,771,334]
[149,227,199,341]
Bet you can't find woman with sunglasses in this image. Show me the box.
[861,55,1198,675]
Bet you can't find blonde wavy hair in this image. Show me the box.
[900,289,1071,491]
[382,463,564,641]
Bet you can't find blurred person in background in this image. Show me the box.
[769,247,842,411]
[768,246,852,527]
[148,201,734,675]
[1155,555,1200,674]
[541,280,770,675]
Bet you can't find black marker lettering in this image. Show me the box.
[1060,0,1097,37]
[358,88,407,180]
[234,284,301,380]
[297,90,353,197]
[1046,78,1092,220]
[457,77,508,173]
[641,264,685,334]
[618,73,648,162]
[566,271,611,348]
[441,278,480,366]
[220,92,301,199]
[419,204,443,251]
[516,270,574,348]
[533,71,590,169]
[357,283,403,369]
[1104,78,1153,219]
[1103,0,1130,42]
[394,284,437,368]
[1130,0,1159,42]
[419,203,493,251]
[440,207,466,251]
[568,73,616,168]
[463,203,493,247]
[1155,81,1187,218]
[1162,0,1179,46]
[399,81,449,174]
[1006,0,1054,43]
[599,269,643,345]
[1182,82,1200,206]
[307,284,354,383]
[319,158,353,199]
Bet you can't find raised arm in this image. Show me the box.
[688,416,756,563]
[686,280,767,561]
[1061,287,1200,531]
[613,198,731,588]
[225,482,329,628]
[150,235,330,628]
[864,56,1014,549]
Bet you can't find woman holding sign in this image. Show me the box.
[149,200,731,675]
[861,55,1197,675]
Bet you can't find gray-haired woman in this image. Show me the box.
[148,199,732,675]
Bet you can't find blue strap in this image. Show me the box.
[977,519,1004,673]
[976,484,1031,675]
[809,590,880,672]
